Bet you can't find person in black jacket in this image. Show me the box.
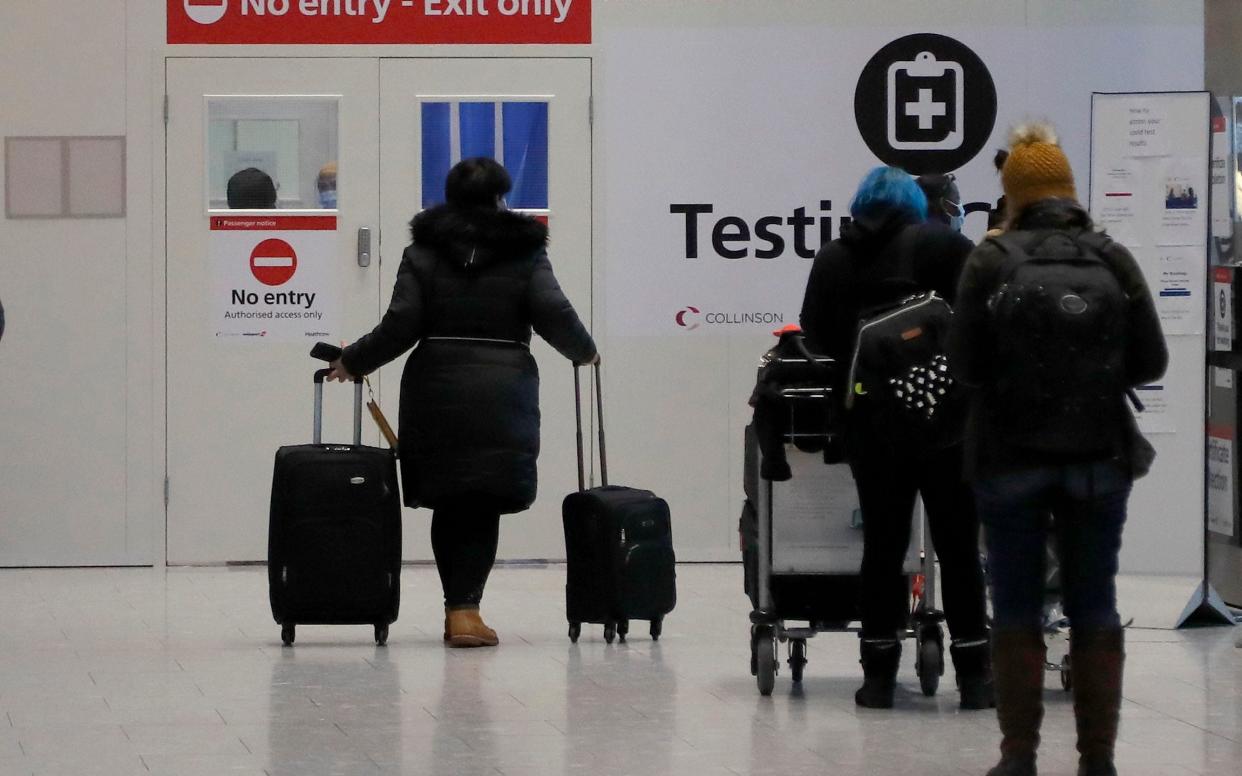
[328,158,598,648]
[947,124,1168,776]
[801,166,992,710]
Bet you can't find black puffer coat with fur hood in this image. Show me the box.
[341,205,597,512]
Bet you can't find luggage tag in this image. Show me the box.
[887,51,964,151]
[363,376,399,450]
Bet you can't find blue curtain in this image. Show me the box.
[421,103,451,208]
[503,102,549,209]
[459,102,496,160]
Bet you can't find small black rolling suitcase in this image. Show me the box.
[563,364,676,644]
[269,369,402,646]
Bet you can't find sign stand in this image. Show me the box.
[1175,580,1236,627]
[1091,91,1237,629]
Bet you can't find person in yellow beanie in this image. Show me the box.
[947,123,1168,776]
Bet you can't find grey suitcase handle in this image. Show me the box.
[312,369,363,446]
[573,363,608,491]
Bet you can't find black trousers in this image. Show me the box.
[848,441,988,642]
[430,503,501,608]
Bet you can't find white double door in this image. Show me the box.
[166,57,592,564]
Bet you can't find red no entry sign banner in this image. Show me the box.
[170,0,592,44]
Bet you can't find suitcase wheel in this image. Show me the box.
[650,618,663,641]
[568,622,581,643]
[375,624,389,647]
[604,622,617,644]
[755,625,777,696]
[281,623,295,647]
[617,620,629,644]
[789,639,807,684]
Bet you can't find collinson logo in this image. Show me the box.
[185,0,229,25]
[675,306,786,331]
[675,306,701,330]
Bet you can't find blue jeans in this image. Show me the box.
[974,460,1131,630]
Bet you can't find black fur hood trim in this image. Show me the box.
[410,205,548,268]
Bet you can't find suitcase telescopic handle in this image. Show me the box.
[573,362,608,491]
[313,369,364,446]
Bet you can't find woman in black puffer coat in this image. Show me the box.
[329,158,597,647]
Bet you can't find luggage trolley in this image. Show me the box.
[743,344,945,697]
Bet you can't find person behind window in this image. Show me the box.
[326,157,598,648]
[317,162,337,209]
[799,166,993,711]
[226,167,277,209]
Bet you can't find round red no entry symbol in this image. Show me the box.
[250,239,298,286]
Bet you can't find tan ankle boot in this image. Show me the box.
[446,608,499,648]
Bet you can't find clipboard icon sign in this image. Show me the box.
[887,52,965,151]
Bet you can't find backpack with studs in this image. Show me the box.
[846,288,966,451]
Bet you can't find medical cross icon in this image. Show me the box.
[854,33,996,175]
[907,89,947,131]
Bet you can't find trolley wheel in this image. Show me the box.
[281,623,295,647]
[749,626,760,677]
[1060,655,1073,692]
[755,627,777,696]
[568,622,581,643]
[789,639,807,684]
[618,620,629,644]
[650,618,662,641]
[374,624,388,646]
[918,637,944,697]
[604,622,617,644]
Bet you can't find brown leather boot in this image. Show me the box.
[986,629,1046,776]
[445,607,499,648]
[1071,627,1124,776]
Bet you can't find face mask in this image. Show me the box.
[318,190,337,209]
[949,214,965,232]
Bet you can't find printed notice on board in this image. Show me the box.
[1157,158,1208,246]
[1214,268,1233,351]
[211,215,339,342]
[1095,162,1143,247]
[1152,247,1204,336]
[1208,429,1235,537]
[1124,100,1171,157]
[1133,384,1174,434]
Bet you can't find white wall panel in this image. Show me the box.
[0,1,135,565]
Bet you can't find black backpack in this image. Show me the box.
[846,287,966,450]
[987,229,1129,451]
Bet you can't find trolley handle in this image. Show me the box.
[572,362,608,491]
[312,368,364,446]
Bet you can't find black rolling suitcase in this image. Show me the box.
[269,369,402,646]
[563,364,676,644]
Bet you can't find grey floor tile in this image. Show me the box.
[0,566,1236,776]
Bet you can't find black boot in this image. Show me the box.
[855,639,901,709]
[985,629,1045,776]
[952,638,996,710]
[1072,628,1124,776]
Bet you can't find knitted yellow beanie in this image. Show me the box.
[1001,123,1077,219]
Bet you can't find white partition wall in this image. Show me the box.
[0,0,1210,567]
[1089,91,1210,586]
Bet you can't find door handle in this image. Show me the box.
[357,227,372,268]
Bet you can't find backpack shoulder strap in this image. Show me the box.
[987,231,1036,284]
[1071,229,1116,258]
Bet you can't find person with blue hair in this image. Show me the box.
[800,165,992,710]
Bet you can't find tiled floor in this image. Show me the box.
[0,565,1237,776]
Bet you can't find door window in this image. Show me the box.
[420,100,549,210]
[206,97,339,211]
